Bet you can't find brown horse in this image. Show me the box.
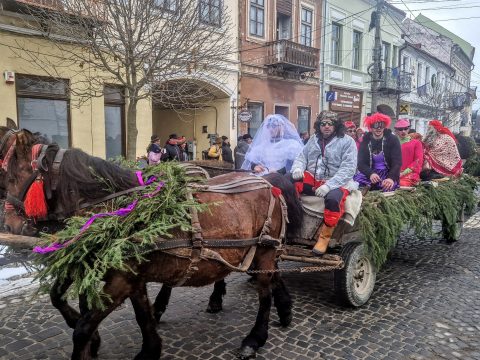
[0,124,229,320]
[1,128,301,360]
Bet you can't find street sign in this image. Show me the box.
[326,91,336,102]
[399,104,410,115]
[238,110,253,122]
[329,87,362,113]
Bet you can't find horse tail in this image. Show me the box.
[263,173,303,234]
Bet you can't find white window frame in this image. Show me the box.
[352,30,362,70]
[299,4,314,47]
[249,0,265,39]
[331,22,342,65]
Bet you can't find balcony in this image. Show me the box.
[378,67,412,94]
[266,39,319,73]
[449,93,470,110]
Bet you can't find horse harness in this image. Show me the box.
[158,176,289,287]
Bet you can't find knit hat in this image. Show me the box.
[364,112,391,130]
[344,121,356,129]
[394,119,410,129]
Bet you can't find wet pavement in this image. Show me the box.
[1,211,480,360]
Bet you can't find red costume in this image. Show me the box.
[399,138,423,186]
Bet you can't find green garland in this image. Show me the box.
[359,176,477,269]
[34,159,477,309]
[34,162,208,309]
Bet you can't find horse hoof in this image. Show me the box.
[206,302,223,313]
[236,346,257,359]
[154,311,164,323]
[279,312,292,327]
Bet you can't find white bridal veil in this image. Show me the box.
[241,114,304,174]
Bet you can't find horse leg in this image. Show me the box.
[206,279,226,313]
[131,283,162,360]
[71,280,130,360]
[79,294,101,357]
[237,273,273,359]
[271,272,292,327]
[50,277,80,329]
[153,285,172,323]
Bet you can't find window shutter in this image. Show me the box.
[277,0,292,16]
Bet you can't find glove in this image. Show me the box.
[315,184,330,198]
[292,168,304,180]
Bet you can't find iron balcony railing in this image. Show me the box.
[266,39,319,73]
[379,67,412,94]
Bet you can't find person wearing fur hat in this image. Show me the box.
[354,112,402,191]
[290,111,358,255]
[421,120,462,180]
[394,119,423,187]
[207,136,223,161]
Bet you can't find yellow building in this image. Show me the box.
[0,0,239,160]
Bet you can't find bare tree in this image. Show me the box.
[11,0,233,159]
[417,79,451,122]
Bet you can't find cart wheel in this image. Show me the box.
[334,242,376,307]
[442,208,464,243]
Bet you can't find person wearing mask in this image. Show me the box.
[421,120,463,180]
[394,119,423,187]
[290,111,358,255]
[221,136,234,165]
[241,114,303,175]
[147,135,162,165]
[354,113,402,191]
[234,134,252,169]
[208,137,223,161]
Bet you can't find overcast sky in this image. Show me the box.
[388,0,480,109]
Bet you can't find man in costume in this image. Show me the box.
[290,111,358,255]
[241,114,304,175]
[394,119,423,187]
[354,112,402,191]
[421,120,462,180]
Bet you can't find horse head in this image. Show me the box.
[1,127,47,236]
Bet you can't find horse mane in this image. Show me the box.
[56,149,138,209]
[263,173,303,235]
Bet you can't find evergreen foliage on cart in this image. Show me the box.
[359,176,477,268]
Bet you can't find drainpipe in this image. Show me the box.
[319,0,328,112]
[396,43,408,119]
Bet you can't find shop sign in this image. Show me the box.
[238,110,253,122]
[329,87,362,113]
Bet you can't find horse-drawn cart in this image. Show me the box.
[190,161,473,308]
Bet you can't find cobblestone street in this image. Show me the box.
[1,212,480,360]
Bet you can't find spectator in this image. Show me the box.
[162,133,181,161]
[300,131,310,145]
[147,135,162,165]
[234,133,252,169]
[221,135,234,164]
[208,137,223,160]
[177,136,189,161]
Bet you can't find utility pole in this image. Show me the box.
[371,0,384,113]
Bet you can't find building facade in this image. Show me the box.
[238,0,321,137]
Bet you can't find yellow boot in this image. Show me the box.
[312,224,335,256]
